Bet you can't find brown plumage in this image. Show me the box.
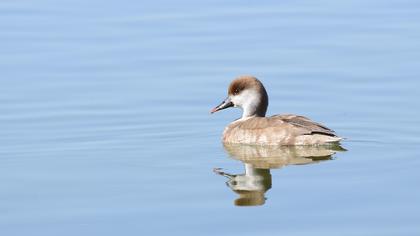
[211,76,342,145]
[223,114,341,145]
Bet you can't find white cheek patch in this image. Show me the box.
[230,95,242,108]
[245,90,261,106]
[231,89,261,118]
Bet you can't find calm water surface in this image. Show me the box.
[1,0,420,235]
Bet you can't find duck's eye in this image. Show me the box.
[234,89,240,95]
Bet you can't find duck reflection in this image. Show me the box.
[214,144,345,206]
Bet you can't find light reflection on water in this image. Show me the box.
[1,0,420,235]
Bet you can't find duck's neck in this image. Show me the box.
[241,93,268,119]
[242,106,266,118]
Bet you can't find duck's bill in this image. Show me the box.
[211,97,234,113]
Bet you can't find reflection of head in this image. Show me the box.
[216,165,272,206]
[226,166,272,191]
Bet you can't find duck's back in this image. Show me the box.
[222,114,341,145]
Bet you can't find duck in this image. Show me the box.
[211,76,342,145]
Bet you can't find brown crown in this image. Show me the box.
[228,75,264,96]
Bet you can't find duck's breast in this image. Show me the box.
[222,117,291,145]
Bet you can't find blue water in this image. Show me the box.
[1,0,420,235]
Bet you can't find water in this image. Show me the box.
[1,0,420,235]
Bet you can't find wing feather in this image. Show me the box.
[272,114,337,136]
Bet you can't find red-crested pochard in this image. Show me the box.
[211,76,342,145]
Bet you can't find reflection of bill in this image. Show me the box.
[214,144,346,206]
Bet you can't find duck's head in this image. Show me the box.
[211,76,269,118]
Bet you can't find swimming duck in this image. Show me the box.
[211,76,342,145]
